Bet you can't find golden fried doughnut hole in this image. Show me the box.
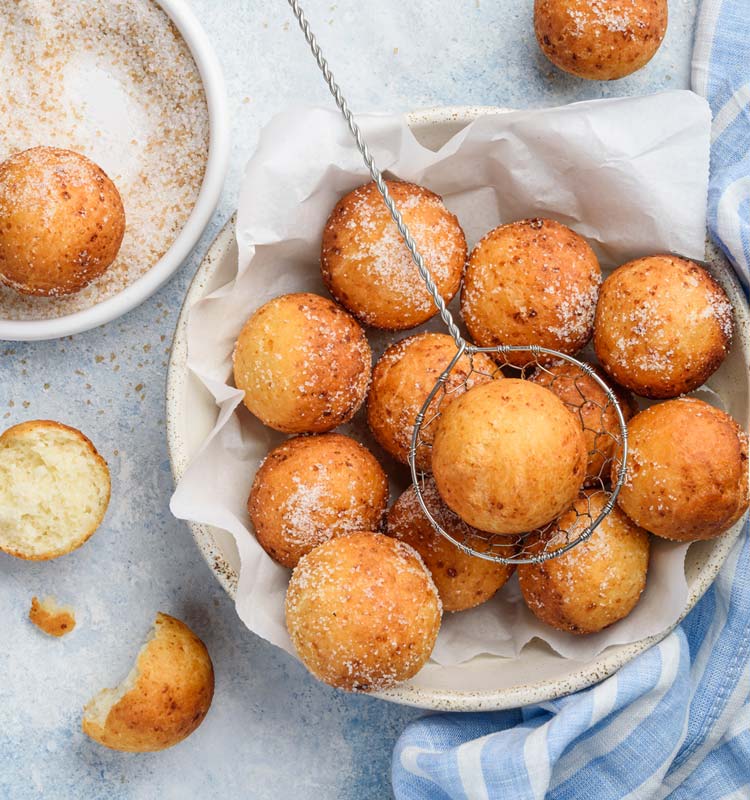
[367,333,499,472]
[518,492,650,634]
[461,219,601,367]
[531,361,636,485]
[321,181,466,330]
[233,293,371,433]
[534,0,668,81]
[0,147,125,296]
[432,379,587,534]
[594,256,733,399]
[387,480,516,612]
[249,434,388,568]
[285,532,441,692]
[613,398,749,541]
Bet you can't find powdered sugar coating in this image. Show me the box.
[321,180,467,330]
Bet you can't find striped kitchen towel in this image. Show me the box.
[392,2,750,797]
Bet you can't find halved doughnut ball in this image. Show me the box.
[432,379,587,534]
[0,146,125,296]
[387,480,516,612]
[321,181,466,330]
[613,398,749,541]
[233,293,371,433]
[461,219,601,366]
[531,361,636,485]
[594,256,733,398]
[518,492,650,635]
[367,333,499,472]
[249,434,388,568]
[534,0,668,81]
[286,532,441,692]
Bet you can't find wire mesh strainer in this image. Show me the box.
[286,0,629,565]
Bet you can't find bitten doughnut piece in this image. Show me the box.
[83,614,214,752]
[0,146,125,296]
[367,333,499,472]
[518,492,650,635]
[594,256,733,398]
[233,293,372,433]
[0,420,111,560]
[531,361,636,485]
[461,219,601,366]
[29,596,76,637]
[613,398,749,541]
[534,0,668,81]
[321,181,466,330]
[432,379,587,534]
[249,433,389,568]
[285,532,441,692]
[387,480,516,612]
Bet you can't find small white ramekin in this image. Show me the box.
[0,0,230,342]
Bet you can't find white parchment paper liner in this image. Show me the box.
[172,90,712,664]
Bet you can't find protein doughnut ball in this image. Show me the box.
[613,398,749,541]
[0,147,125,296]
[531,361,636,485]
[461,219,601,366]
[248,434,389,568]
[321,181,466,330]
[432,379,587,534]
[518,492,650,635]
[387,480,516,612]
[594,256,733,398]
[233,293,371,433]
[534,0,668,81]
[367,333,499,472]
[285,532,441,692]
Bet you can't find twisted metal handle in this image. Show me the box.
[287,0,464,348]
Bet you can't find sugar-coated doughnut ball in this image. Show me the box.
[321,181,466,330]
[534,0,668,81]
[285,532,441,692]
[387,480,516,612]
[367,333,499,472]
[461,219,601,366]
[613,398,749,541]
[518,492,650,634]
[233,293,371,433]
[432,379,587,534]
[594,256,733,399]
[531,361,636,485]
[0,147,125,296]
[248,434,388,568]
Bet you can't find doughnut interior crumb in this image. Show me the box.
[29,595,76,637]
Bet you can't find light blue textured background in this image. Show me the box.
[0,2,699,798]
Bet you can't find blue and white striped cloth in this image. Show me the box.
[392,2,750,797]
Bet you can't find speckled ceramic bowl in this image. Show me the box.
[167,106,750,711]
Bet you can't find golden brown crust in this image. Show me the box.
[248,433,389,568]
[233,292,372,434]
[432,379,587,534]
[594,256,733,398]
[460,219,601,366]
[387,481,516,612]
[285,532,441,692]
[321,181,467,330]
[534,0,668,81]
[0,419,111,560]
[367,333,499,471]
[613,398,750,541]
[530,362,636,486]
[82,613,214,752]
[0,146,125,296]
[29,596,76,637]
[518,492,651,634]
